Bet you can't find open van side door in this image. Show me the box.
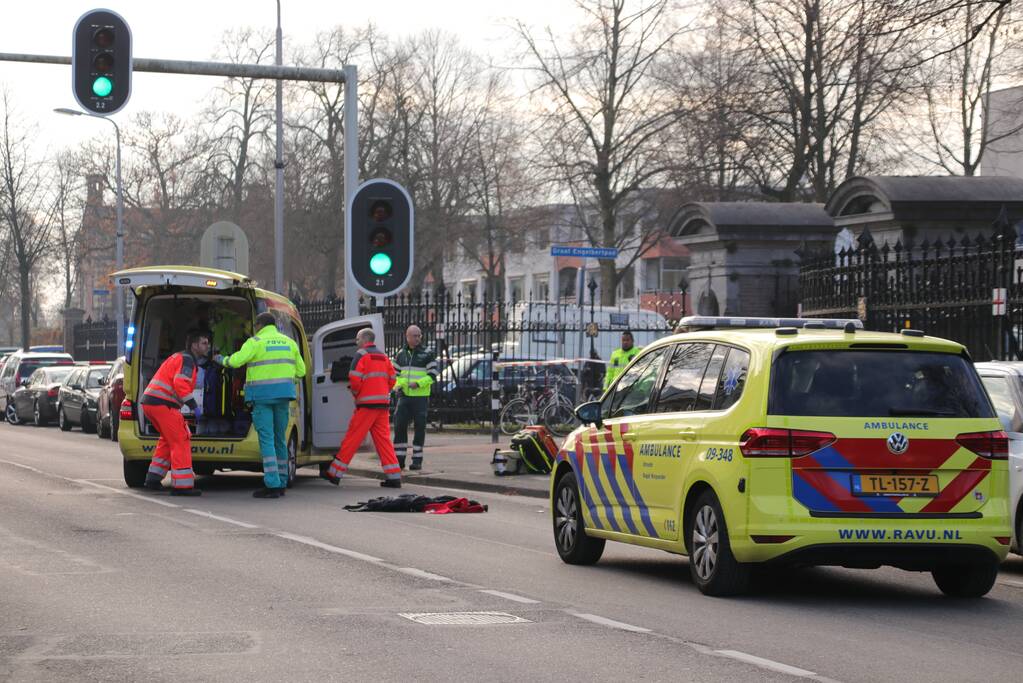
[310,314,385,449]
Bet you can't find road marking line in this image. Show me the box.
[274,531,384,563]
[479,589,540,604]
[183,509,261,529]
[390,566,453,582]
[70,479,181,509]
[714,650,817,678]
[570,612,651,633]
[1,461,46,474]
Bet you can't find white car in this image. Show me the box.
[975,362,1023,554]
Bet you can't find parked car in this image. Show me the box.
[57,364,111,433]
[9,366,77,426]
[974,361,1023,555]
[1,351,76,424]
[438,354,579,404]
[96,356,126,440]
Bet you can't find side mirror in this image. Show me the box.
[98,377,108,386]
[72,384,83,391]
[19,379,30,387]
[575,400,602,427]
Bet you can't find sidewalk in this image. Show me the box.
[344,431,550,499]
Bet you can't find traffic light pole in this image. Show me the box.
[343,64,360,320]
[1,50,354,306]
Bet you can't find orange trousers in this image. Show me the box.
[327,408,401,481]
[142,404,195,489]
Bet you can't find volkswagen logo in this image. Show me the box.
[887,432,909,455]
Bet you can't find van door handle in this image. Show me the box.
[679,428,697,442]
[622,432,638,442]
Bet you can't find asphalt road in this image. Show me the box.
[1,422,1022,682]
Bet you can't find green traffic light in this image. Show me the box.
[92,76,113,97]
[369,252,393,276]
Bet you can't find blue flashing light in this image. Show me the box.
[127,325,136,336]
[125,340,134,349]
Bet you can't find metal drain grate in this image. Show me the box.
[399,611,531,625]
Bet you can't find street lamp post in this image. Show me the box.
[273,0,285,294]
[54,108,124,357]
[587,277,598,357]
[678,276,689,318]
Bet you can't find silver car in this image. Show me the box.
[975,362,1023,554]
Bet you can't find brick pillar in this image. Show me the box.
[63,307,85,358]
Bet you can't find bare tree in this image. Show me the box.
[517,0,687,304]
[50,151,87,309]
[909,1,1020,175]
[0,92,54,349]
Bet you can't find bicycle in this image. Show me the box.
[498,374,578,436]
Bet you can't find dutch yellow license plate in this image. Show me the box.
[851,474,939,497]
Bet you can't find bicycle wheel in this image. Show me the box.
[543,399,578,437]
[499,398,535,435]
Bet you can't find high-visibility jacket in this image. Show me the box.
[349,343,396,408]
[222,324,306,401]
[141,351,198,410]
[393,345,438,398]
[604,346,642,389]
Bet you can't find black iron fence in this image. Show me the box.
[799,220,1021,361]
[72,317,119,362]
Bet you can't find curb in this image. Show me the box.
[344,467,550,500]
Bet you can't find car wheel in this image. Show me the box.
[6,400,20,425]
[553,470,605,565]
[82,411,96,434]
[931,562,999,598]
[687,489,751,596]
[98,415,110,439]
[286,432,298,488]
[123,459,148,488]
[110,413,120,442]
[33,401,46,427]
[58,406,72,431]
[194,464,215,476]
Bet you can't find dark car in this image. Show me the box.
[438,354,578,402]
[10,366,77,426]
[96,356,126,440]
[2,352,76,424]
[57,365,111,433]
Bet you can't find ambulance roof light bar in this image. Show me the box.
[675,316,864,333]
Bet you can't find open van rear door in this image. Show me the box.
[310,314,385,449]
[111,266,253,293]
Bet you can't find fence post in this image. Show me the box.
[491,347,500,444]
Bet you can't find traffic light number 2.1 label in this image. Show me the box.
[374,278,386,287]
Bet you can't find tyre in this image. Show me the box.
[499,398,534,435]
[6,399,20,425]
[110,413,120,442]
[33,401,46,427]
[98,415,110,439]
[58,406,72,432]
[686,490,751,596]
[553,471,605,565]
[123,459,147,488]
[82,411,97,434]
[286,432,298,488]
[931,562,999,598]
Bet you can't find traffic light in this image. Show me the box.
[347,179,414,297]
[72,9,132,115]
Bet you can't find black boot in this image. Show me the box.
[143,479,165,492]
[169,488,202,497]
[397,457,406,470]
[380,479,402,488]
[275,487,287,497]
[253,488,281,499]
[322,473,340,486]
[409,459,423,471]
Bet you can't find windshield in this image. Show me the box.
[43,367,75,384]
[87,368,110,388]
[769,350,994,418]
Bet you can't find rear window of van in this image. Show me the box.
[768,350,994,418]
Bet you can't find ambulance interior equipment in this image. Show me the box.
[136,294,253,439]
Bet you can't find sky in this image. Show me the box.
[1,0,583,152]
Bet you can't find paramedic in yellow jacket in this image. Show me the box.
[604,330,641,389]
[391,325,438,470]
[214,312,306,498]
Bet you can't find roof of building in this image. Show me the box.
[827,175,1023,218]
[669,201,835,240]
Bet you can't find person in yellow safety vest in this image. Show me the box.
[391,324,438,470]
[604,330,641,389]
[213,312,306,498]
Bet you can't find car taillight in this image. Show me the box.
[955,430,1008,460]
[740,428,836,458]
[47,387,59,398]
[119,399,135,421]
